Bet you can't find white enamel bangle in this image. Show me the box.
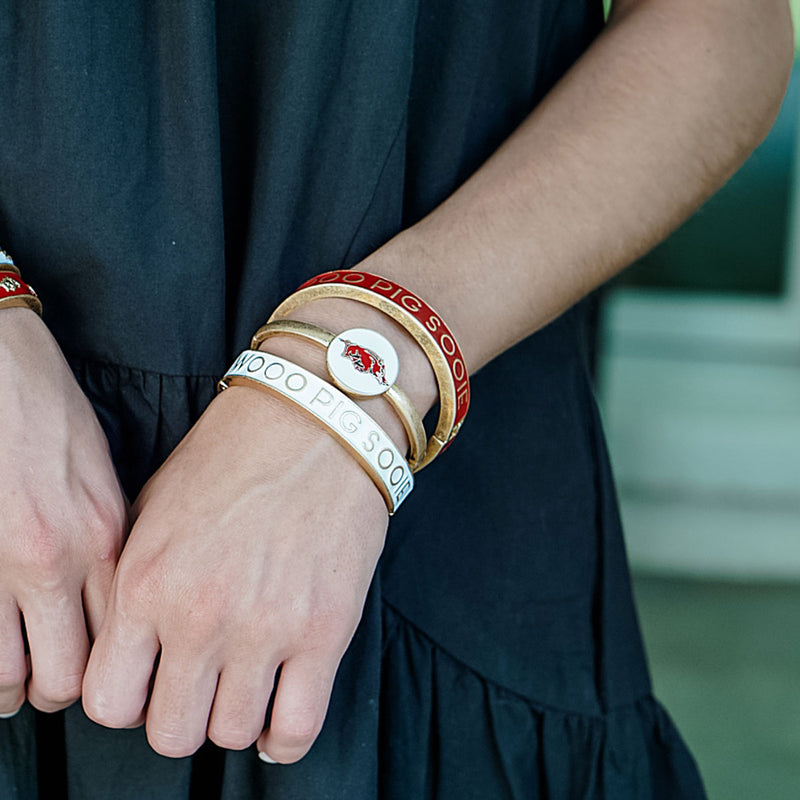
[251,320,427,473]
[218,350,414,514]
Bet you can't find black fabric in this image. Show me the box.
[0,1,706,797]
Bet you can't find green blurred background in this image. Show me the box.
[597,4,800,799]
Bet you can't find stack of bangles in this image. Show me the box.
[218,270,470,515]
[0,249,43,316]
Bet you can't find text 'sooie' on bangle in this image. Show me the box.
[0,250,20,276]
[0,271,43,316]
[251,319,427,473]
[268,270,470,471]
[218,350,414,514]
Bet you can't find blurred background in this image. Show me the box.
[597,4,800,797]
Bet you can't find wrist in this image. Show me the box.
[242,252,468,480]
[216,354,406,513]
[0,306,52,361]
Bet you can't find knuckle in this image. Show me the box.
[14,495,124,587]
[37,674,83,707]
[270,710,322,750]
[147,727,204,759]
[17,526,70,590]
[0,702,23,717]
[208,724,259,752]
[81,695,133,729]
[112,558,163,611]
[88,529,124,569]
[31,690,81,713]
[80,694,106,725]
[0,666,27,693]
[114,566,232,651]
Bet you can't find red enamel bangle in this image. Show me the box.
[0,271,43,316]
[268,270,469,470]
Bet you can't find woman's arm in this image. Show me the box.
[285,0,795,417]
[82,0,794,763]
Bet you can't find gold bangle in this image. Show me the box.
[252,319,427,473]
[269,285,461,470]
[0,253,43,316]
[0,295,43,315]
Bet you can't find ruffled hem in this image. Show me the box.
[378,602,706,800]
[0,601,706,800]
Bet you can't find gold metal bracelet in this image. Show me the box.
[252,319,427,473]
[0,294,43,316]
[269,286,459,470]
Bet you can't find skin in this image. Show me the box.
[0,308,126,716]
[0,0,793,766]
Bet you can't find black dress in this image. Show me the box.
[0,1,707,798]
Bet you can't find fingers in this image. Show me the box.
[22,590,89,713]
[0,595,27,717]
[82,606,341,761]
[82,619,159,729]
[3,519,122,715]
[257,654,338,764]
[144,651,220,758]
[207,665,277,752]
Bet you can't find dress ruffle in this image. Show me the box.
[0,600,706,800]
[379,603,706,800]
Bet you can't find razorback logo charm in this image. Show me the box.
[326,328,400,398]
[340,340,389,386]
[0,276,21,293]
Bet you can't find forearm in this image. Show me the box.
[269,0,793,431]
[381,0,793,362]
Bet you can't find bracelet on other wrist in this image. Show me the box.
[218,350,414,514]
[0,270,43,316]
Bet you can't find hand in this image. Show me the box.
[82,383,388,762]
[0,308,128,716]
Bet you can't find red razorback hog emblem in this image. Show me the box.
[341,340,389,386]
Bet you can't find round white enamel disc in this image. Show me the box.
[326,328,399,398]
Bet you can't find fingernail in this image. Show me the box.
[258,751,278,764]
[0,706,22,720]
